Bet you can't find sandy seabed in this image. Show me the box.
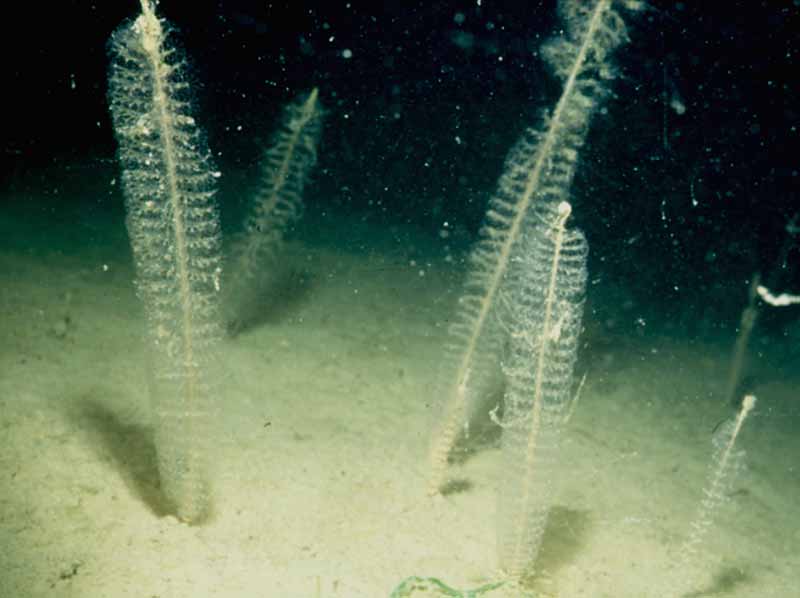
[1,196,798,598]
